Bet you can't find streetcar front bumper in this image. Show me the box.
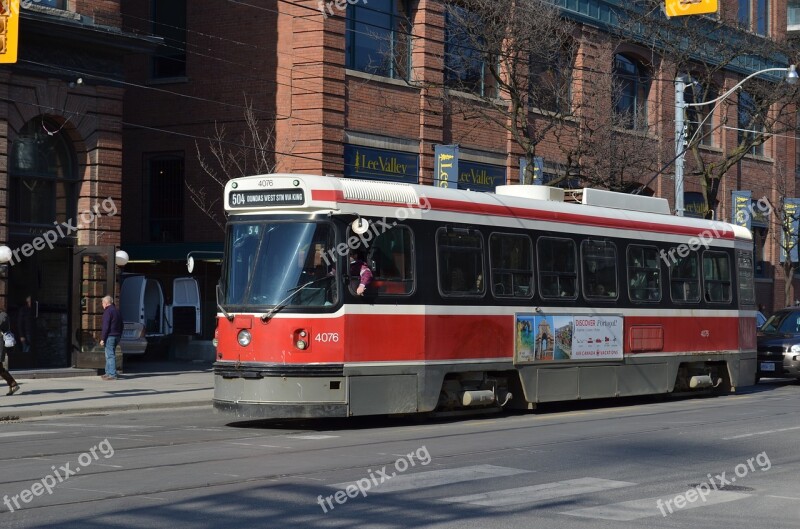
[213,362,348,419]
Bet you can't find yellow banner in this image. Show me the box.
[665,0,718,17]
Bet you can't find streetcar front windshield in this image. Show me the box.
[224,221,337,308]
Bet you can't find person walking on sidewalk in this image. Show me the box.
[0,310,20,395]
[99,295,123,381]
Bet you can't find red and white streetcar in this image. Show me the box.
[212,174,757,418]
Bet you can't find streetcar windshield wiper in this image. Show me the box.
[260,276,332,322]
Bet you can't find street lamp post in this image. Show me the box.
[674,65,798,216]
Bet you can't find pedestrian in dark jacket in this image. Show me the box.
[17,295,34,353]
[100,295,123,380]
[0,311,20,395]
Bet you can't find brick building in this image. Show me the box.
[0,1,155,369]
[118,0,800,332]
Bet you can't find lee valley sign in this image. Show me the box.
[344,144,418,183]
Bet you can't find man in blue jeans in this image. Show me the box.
[99,295,123,380]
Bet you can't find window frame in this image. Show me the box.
[436,227,486,298]
[537,236,578,300]
[581,239,619,301]
[669,251,701,304]
[613,53,650,130]
[627,244,662,303]
[738,89,766,156]
[444,5,496,97]
[345,0,411,80]
[350,223,416,297]
[702,250,733,304]
[489,233,534,299]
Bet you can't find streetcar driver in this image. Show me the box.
[349,249,373,296]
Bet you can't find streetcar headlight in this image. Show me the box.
[296,340,308,350]
[237,330,252,347]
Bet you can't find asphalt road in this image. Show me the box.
[2,379,800,528]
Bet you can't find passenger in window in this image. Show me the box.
[349,249,373,296]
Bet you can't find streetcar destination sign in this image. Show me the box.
[228,189,305,208]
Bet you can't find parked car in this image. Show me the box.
[756,308,800,381]
[756,311,767,329]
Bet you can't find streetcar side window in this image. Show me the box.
[669,251,700,303]
[537,237,578,299]
[437,227,485,297]
[364,224,415,295]
[627,245,661,302]
[581,239,618,300]
[489,233,533,298]
[703,251,732,303]
[736,250,756,307]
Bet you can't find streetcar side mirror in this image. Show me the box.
[351,217,370,235]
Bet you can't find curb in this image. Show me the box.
[0,400,213,421]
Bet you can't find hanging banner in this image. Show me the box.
[664,0,718,17]
[434,145,459,189]
[519,156,544,185]
[781,198,800,263]
[731,190,752,231]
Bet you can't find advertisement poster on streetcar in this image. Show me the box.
[515,314,623,362]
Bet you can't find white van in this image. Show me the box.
[119,275,201,355]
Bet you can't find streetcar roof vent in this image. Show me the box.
[495,185,565,202]
[340,178,421,205]
[580,188,671,215]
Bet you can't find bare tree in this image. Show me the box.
[769,165,800,306]
[191,97,289,231]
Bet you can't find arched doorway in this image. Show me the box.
[7,117,79,368]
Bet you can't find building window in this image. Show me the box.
[444,6,494,97]
[147,155,184,242]
[613,54,650,130]
[739,0,770,34]
[738,89,765,156]
[9,118,77,229]
[35,0,66,7]
[789,0,800,28]
[530,46,574,114]
[152,0,187,79]
[685,80,717,147]
[346,0,410,80]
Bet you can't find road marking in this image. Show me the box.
[0,431,57,438]
[562,491,749,521]
[767,495,800,501]
[723,425,800,440]
[285,434,338,440]
[439,477,636,507]
[331,465,529,494]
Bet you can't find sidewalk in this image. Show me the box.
[0,361,214,420]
